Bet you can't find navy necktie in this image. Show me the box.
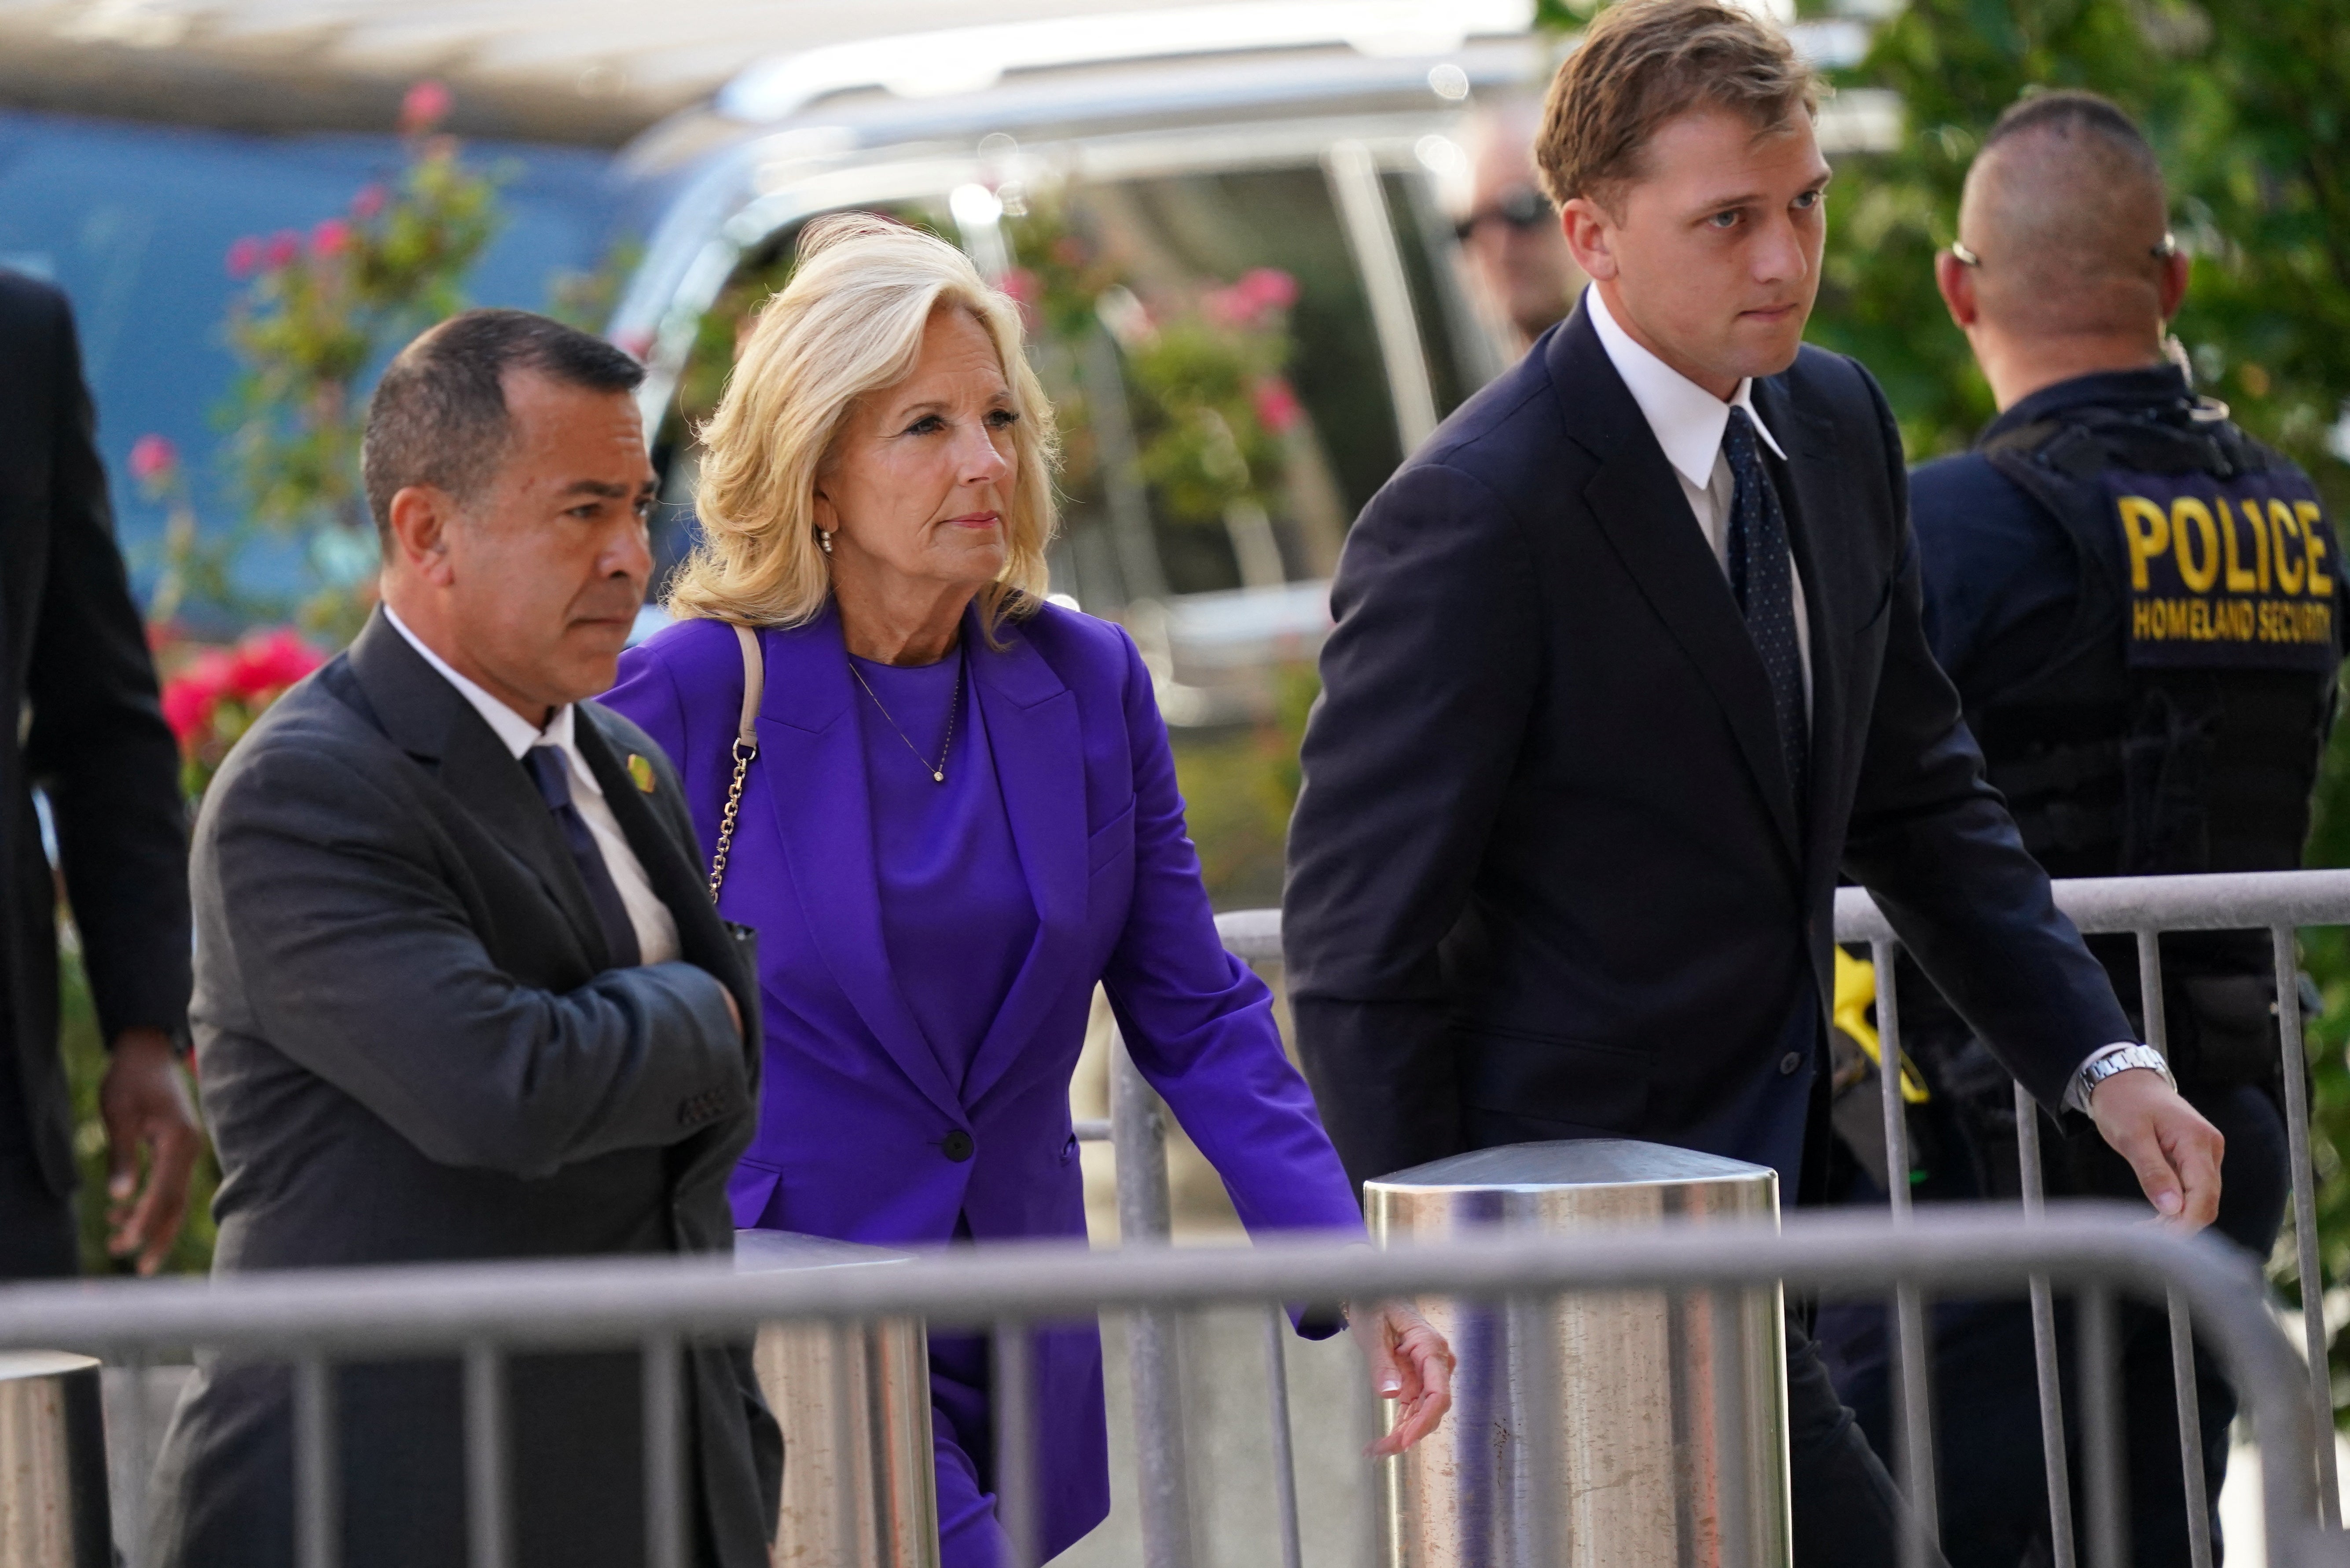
[1723,406,1809,810]
[525,744,642,969]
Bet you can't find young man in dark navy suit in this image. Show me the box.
[1283,4,2225,1563]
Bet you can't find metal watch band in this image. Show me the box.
[2077,1041,2177,1101]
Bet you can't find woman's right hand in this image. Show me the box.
[1350,1300,1455,1456]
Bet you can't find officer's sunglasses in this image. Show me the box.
[1454,185,1552,243]
[1949,232,2179,266]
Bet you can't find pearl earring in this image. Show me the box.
[818,529,834,556]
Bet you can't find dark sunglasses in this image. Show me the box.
[1454,185,1552,244]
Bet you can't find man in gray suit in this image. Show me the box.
[152,310,779,1568]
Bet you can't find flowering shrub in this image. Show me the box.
[216,79,503,638]
[1002,202,1302,541]
[127,435,212,625]
[155,627,329,798]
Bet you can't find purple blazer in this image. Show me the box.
[606,601,1363,1556]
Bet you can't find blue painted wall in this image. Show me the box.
[0,108,617,612]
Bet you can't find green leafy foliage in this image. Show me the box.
[1168,665,1321,910]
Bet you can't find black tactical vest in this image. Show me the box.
[1961,397,2342,1088]
[1972,397,2339,882]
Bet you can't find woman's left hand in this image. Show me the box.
[1350,1300,1454,1457]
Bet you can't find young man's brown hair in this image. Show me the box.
[1535,0,1819,212]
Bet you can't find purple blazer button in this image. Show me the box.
[942,1130,976,1161]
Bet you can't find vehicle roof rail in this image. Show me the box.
[716,0,1537,123]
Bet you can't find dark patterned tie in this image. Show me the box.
[1723,407,1809,811]
[525,744,642,969]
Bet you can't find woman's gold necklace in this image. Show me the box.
[849,648,962,783]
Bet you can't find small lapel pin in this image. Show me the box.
[626,753,656,793]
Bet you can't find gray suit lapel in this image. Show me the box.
[344,610,611,969]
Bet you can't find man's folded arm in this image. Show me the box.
[1840,378,2130,1113]
[1284,462,1542,1188]
[207,742,745,1179]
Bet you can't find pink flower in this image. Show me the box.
[129,434,178,485]
[263,231,301,271]
[160,680,214,745]
[225,628,326,700]
[1236,267,1298,314]
[1252,378,1302,436]
[999,268,1042,331]
[400,79,453,135]
[1202,286,1249,328]
[161,650,234,745]
[226,236,263,278]
[351,184,388,220]
[311,218,352,257]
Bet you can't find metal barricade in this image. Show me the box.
[1834,868,2350,1568]
[26,867,2349,1567]
[1211,869,2350,1568]
[0,1212,2329,1568]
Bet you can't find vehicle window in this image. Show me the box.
[659,167,1403,618]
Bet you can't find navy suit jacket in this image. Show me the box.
[1283,301,2132,1197]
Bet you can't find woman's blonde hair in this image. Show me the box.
[666,213,1059,632]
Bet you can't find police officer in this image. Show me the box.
[1825,91,2334,1568]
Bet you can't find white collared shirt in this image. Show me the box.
[1585,284,1812,707]
[384,606,679,966]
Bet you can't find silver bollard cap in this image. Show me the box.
[1365,1138,1778,1240]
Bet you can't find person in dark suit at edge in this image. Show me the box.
[0,268,199,1282]
[148,310,779,1568]
[1281,5,2225,1564]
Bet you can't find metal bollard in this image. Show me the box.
[1365,1141,1791,1568]
[0,1350,111,1568]
[736,1231,939,1568]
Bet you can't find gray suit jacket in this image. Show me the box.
[152,609,780,1568]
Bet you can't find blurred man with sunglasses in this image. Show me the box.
[1451,98,1586,352]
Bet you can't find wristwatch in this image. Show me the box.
[2074,1042,2178,1107]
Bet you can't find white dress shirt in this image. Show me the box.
[1585,284,1812,709]
[385,606,680,966]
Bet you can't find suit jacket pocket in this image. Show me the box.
[1087,801,1137,876]
[1459,1027,1649,1136]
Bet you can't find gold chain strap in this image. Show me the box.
[707,737,756,903]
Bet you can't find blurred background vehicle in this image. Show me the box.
[603,0,1884,725]
[0,0,1889,709]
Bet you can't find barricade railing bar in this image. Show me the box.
[1207,868,2350,1568]
[0,1210,2328,1568]
[30,868,2343,1568]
